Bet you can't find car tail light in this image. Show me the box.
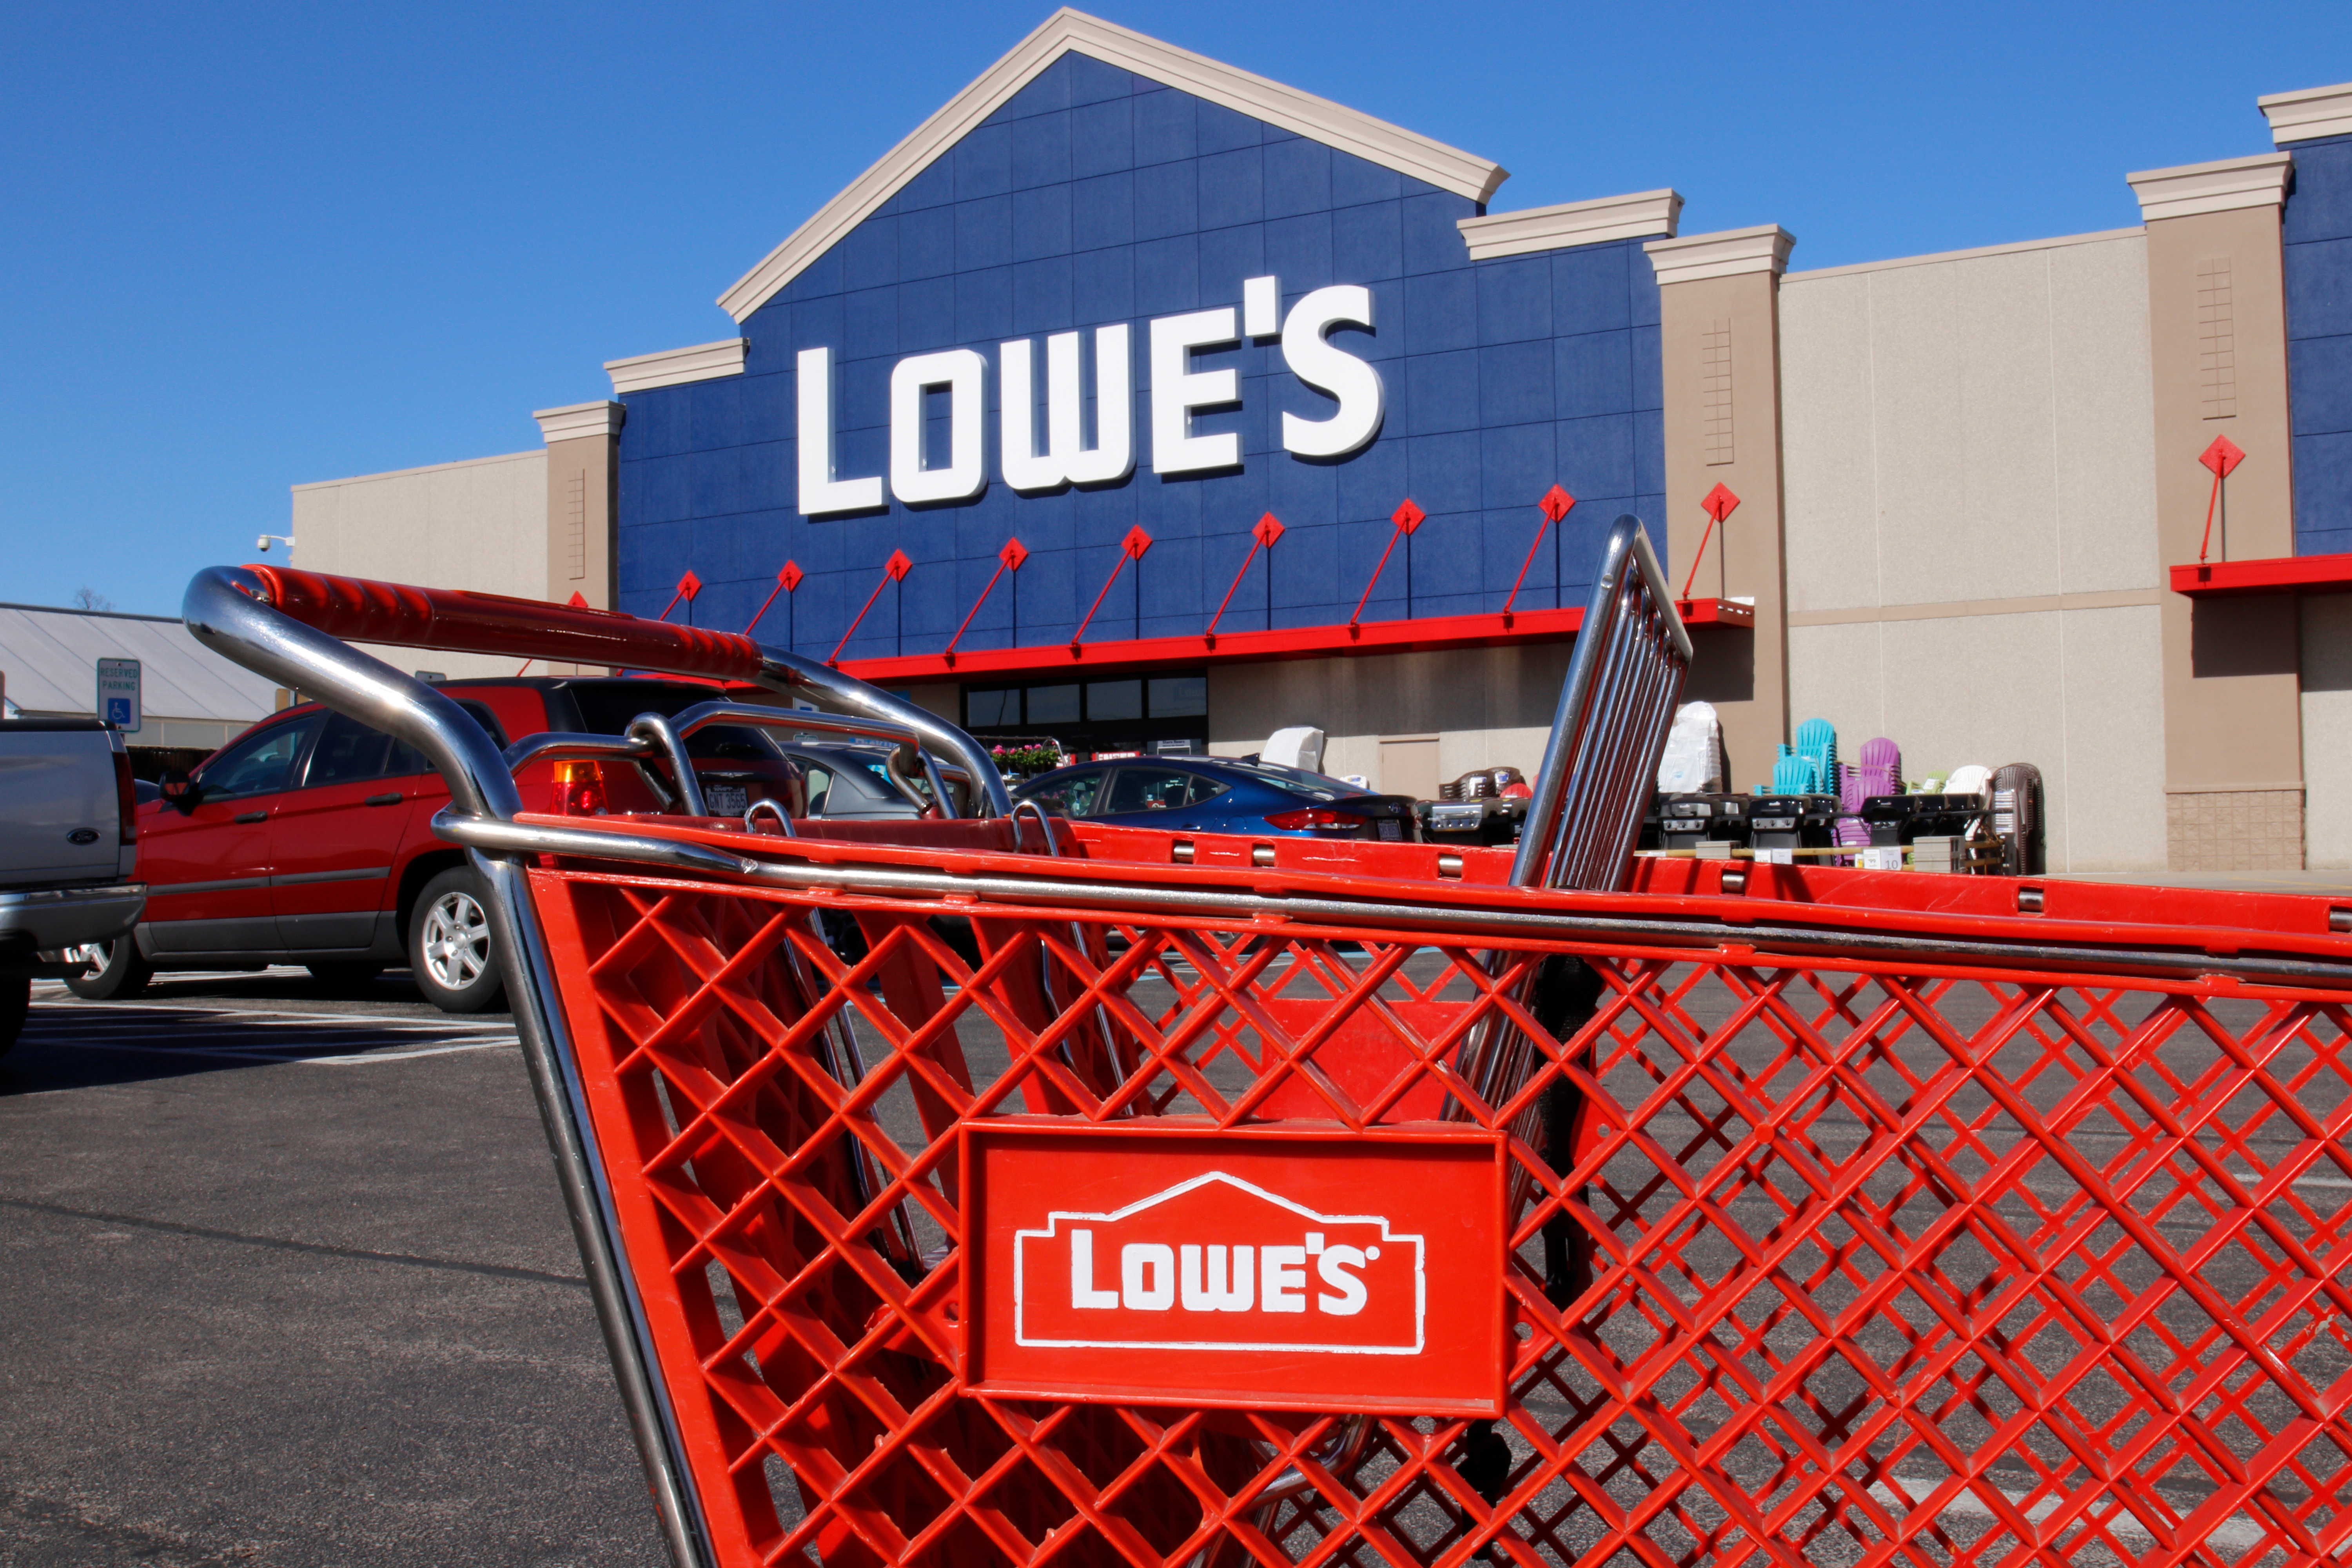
[554,760,608,816]
[1264,806,1352,831]
[113,751,138,844]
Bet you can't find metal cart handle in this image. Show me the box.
[231,562,1011,818]
[182,564,722,1568]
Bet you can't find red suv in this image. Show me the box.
[67,677,805,1011]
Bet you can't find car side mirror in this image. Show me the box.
[159,770,199,813]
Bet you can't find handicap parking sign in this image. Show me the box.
[95,657,141,733]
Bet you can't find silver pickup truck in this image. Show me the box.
[0,719,145,1055]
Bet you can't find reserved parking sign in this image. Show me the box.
[96,657,141,733]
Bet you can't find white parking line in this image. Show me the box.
[1871,1476,2268,1552]
[300,1040,520,1065]
[31,1037,520,1067]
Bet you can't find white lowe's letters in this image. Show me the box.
[793,285,1388,514]
[1150,307,1241,475]
[889,349,987,504]
[999,325,1134,492]
[1280,285,1383,458]
[796,346,884,517]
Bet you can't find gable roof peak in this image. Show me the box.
[716,8,1508,322]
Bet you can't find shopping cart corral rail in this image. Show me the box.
[179,542,2352,1568]
[437,811,2352,991]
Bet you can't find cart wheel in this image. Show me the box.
[409,869,505,1014]
[63,939,152,1000]
[0,973,27,1058]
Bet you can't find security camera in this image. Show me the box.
[254,534,295,553]
[256,534,271,551]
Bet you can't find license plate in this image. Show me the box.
[1429,804,1483,831]
[702,784,748,816]
[1376,818,1403,840]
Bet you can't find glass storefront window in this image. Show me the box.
[967,688,1020,727]
[1027,684,1080,725]
[1148,675,1207,717]
[964,671,1207,760]
[1086,679,1142,721]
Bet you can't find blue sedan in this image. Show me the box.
[1009,757,1421,841]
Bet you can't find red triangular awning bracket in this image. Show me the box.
[1349,499,1425,629]
[942,537,1029,666]
[1205,513,1284,646]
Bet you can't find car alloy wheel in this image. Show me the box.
[420,888,492,992]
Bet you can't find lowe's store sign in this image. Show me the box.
[797,279,1380,514]
[614,43,1669,660]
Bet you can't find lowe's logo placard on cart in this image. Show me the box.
[615,51,1666,654]
[963,1122,1504,1416]
[95,657,140,732]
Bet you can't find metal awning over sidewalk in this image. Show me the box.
[0,601,276,750]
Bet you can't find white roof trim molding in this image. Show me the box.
[604,338,748,395]
[2259,82,2352,145]
[1457,189,1682,260]
[2125,152,2293,222]
[717,7,1508,322]
[1643,225,1795,286]
[534,401,626,444]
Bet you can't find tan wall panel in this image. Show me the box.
[1786,604,2168,872]
[290,450,549,681]
[2043,604,2169,873]
[1780,233,2156,615]
[2048,239,2160,593]
[2143,203,2303,822]
[543,436,618,610]
[1785,621,1888,745]
[1655,265,1789,786]
[902,682,961,722]
[2301,593,2352,868]
[1205,645,1573,793]
[1777,274,1882,614]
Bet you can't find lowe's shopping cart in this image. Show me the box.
[183,518,2352,1568]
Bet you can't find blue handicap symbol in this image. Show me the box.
[106,698,132,725]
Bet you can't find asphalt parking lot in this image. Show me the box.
[0,968,666,1568]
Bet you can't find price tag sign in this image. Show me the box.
[96,657,141,733]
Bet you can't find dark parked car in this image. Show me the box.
[1010,757,1420,841]
[777,741,928,820]
[65,677,806,1013]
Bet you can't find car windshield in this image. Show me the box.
[565,683,788,760]
[1214,759,1366,801]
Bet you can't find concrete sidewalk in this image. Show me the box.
[2047,867,2352,896]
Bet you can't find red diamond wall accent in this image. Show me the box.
[1701,483,1741,524]
[675,570,703,600]
[1539,485,1574,523]
[999,537,1029,570]
[884,550,912,581]
[1254,512,1285,547]
[2201,434,2246,477]
[1394,498,1426,533]
[777,560,804,592]
[1122,526,1153,559]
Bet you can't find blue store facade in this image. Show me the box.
[606,13,1677,771]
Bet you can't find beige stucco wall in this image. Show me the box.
[289,450,550,680]
[2302,593,2352,868]
[1788,605,2167,873]
[1206,644,1572,793]
[1777,231,2167,870]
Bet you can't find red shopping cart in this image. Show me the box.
[182,521,2352,1568]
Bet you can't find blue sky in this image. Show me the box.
[3,1,2345,616]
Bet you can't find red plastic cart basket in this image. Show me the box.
[180,534,2352,1568]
